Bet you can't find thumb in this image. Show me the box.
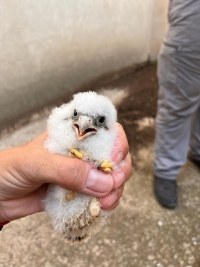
[18,145,114,197]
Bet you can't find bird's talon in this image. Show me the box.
[99,160,113,173]
[103,167,112,173]
[66,191,76,201]
[69,148,84,159]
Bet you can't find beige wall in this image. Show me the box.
[0,0,169,130]
[150,0,169,60]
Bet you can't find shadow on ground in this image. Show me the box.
[1,65,200,267]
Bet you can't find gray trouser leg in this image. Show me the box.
[190,105,200,161]
[154,0,200,180]
[154,43,200,180]
[154,106,193,180]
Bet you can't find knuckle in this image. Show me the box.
[101,196,110,209]
[102,186,124,210]
[117,185,124,198]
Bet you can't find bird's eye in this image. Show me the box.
[73,109,78,118]
[97,116,105,126]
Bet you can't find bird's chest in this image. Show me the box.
[69,136,114,167]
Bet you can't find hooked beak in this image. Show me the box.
[73,115,98,140]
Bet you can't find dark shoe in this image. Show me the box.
[154,176,177,209]
[189,156,200,170]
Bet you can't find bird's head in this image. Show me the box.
[71,91,117,140]
[72,110,106,140]
[47,91,117,144]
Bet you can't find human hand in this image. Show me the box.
[0,122,132,222]
[101,123,132,210]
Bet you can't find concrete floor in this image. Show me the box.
[1,65,200,267]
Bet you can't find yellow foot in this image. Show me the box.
[69,148,84,159]
[60,191,76,204]
[99,160,113,173]
[66,191,76,201]
[89,198,101,217]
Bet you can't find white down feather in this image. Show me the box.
[44,91,117,242]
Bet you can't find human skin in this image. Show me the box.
[0,123,132,223]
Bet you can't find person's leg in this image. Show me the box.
[154,103,193,181]
[153,0,200,208]
[189,105,200,163]
[154,42,200,208]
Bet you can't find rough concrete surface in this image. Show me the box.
[1,65,200,267]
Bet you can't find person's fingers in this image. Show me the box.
[111,123,129,165]
[0,185,47,222]
[113,153,132,190]
[13,124,131,199]
[101,184,124,210]
[15,146,114,198]
[100,153,132,210]
[106,200,120,211]
[19,138,132,197]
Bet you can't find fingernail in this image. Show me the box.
[86,169,113,193]
[115,172,125,188]
[115,152,124,165]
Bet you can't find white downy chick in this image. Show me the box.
[44,91,117,243]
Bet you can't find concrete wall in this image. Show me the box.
[0,0,169,130]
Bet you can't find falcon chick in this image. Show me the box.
[44,91,117,243]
